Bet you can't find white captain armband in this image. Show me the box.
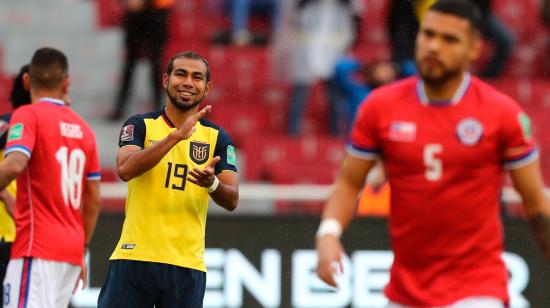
[207,176,220,194]
[316,218,343,239]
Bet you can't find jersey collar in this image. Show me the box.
[416,72,471,106]
[38,97,65,106]
[162,108,176,128]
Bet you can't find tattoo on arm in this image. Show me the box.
[528,213,550,262]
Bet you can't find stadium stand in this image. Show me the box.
[1,0,550,214]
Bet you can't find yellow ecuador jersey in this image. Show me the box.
[0,113,16,242]
[111,108,237,272]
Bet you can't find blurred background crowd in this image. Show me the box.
[1,0,550,217]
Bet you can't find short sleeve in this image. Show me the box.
[347,95,381,160]
[214,127,237,174]
[5,107,37,158]
[86,130,101,181]
[500,101,538,169]
[118,115,146,148]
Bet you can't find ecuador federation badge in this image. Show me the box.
[190,141,210,164]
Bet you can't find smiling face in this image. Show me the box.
[415,10,481,85]
[163,57,212,111]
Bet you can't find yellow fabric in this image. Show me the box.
[0,151,16,242]
[110,119,220,272]
[415,0,438,22]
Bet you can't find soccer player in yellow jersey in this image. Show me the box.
[98,51,239,307]
[0,64,31,299]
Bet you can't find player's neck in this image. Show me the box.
[422,72,467,102]
[165,102,199,127]
[30,88,65,104]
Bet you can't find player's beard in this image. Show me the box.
[417,60,462,87]
[166,88,205,112]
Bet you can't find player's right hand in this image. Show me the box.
[174,105,212,141]
[316,235,344,288]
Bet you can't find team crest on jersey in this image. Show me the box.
[120,124,134,142]
[190,141,210,164]
[0,120,8,137]
[456,118,483,146]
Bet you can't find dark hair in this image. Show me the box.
[9,64,31,109]
[428,0,482,32]
[166,51,211,82]
[29,47,69,90]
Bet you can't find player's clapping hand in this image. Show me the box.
[174,105,212,141]
[188,156,221,188]
[316,235,344,288]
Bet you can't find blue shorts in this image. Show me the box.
[97,260,206,308]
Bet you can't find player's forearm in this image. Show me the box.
[117,133,180,181]
[322,181,362,230]
[0,154,27,190]
[527,212,550,262]
[82,180,101,246]
[210,182,239,211]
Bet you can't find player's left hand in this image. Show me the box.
[73,257,87,294]
[188,156,221,188]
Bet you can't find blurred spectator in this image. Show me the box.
[475,0,514,79]
[332,56,399,131]
[108,0,173,120]
[278,0,362,137]
[387,0,419,77]
[211,0,280,46]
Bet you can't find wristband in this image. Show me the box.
[316,218,343,239]
[207,176,220,193]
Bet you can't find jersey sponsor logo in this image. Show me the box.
[60,122,83,139]
[120,124,134,142]
[121,243,135,250]
[389,121,416,142]
[7,123,23,141]
[227,145,236,165]
[0,120,9,137]
[518,112,532,141]
[190,141,209,164]
[456,118,483,146]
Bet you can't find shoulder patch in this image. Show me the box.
[7,123,24,141]
[227,145,236,165]
[120,124,135,142]
[518,112,532,141]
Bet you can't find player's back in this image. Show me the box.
[5,99,100,265]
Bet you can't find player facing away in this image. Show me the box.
[316,1,550,307]
[0,64,31,302]
[98,51,239,308]
[0,47,101,308]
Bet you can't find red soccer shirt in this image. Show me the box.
[5,98,101,266]
[350,75,536,306]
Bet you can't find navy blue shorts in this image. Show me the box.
[97,260,206,308]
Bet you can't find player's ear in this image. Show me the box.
[468,31,482,62]
[162,73,169,89]
[61,77,69,96]
[22,72,30,91]
[204,81,212,97]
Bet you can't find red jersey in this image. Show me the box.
[350,75,536,306]
[5,98,101,266]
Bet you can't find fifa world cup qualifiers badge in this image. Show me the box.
[227,145,236,165]
[7,123,24,141]
[518,112,532,141]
